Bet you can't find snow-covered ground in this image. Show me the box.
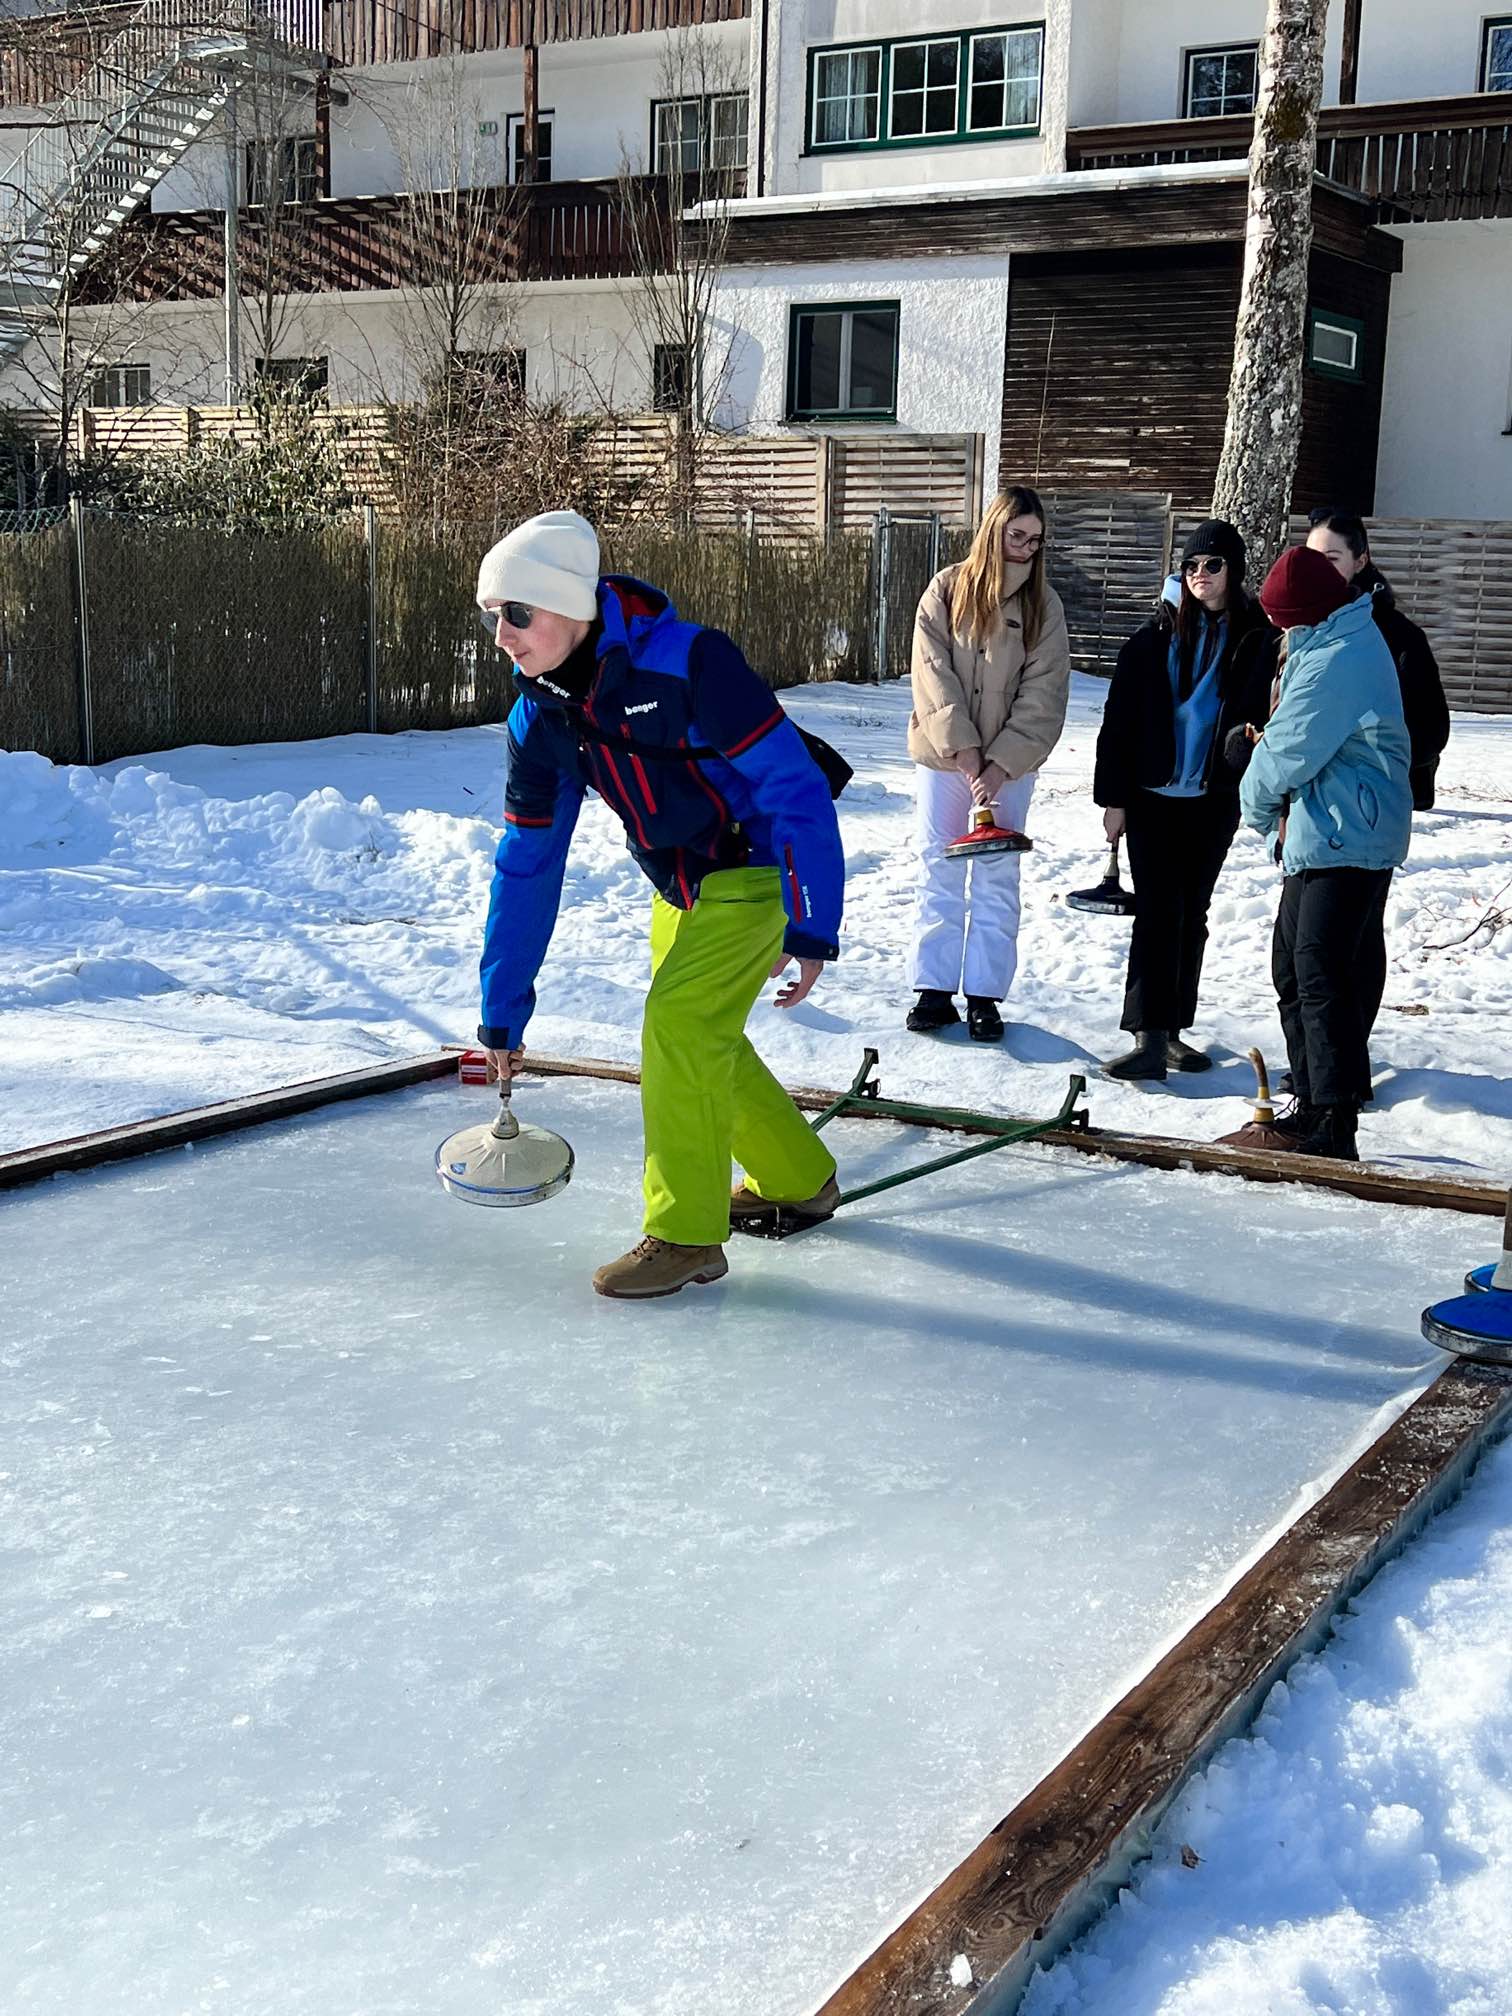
[4,676,1512,2012]
[3,678,1509,1173]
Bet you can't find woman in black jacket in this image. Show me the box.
[1093,519,1279,1081]
[1305,508,1450,811]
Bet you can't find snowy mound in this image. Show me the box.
[0,750,113,862]
[0,954,184,1011]
[0,751,412,880]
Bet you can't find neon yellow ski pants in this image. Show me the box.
[642,866,837,1246]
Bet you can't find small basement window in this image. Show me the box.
[90,361,151,407]
[255,355,330,398]
[1307,308,1364,381]
[788,302,899,422]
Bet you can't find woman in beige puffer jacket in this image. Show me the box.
[906,485,1071,1042]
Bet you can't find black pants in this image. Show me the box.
[1121,791,1240,1035]
[1272,867,1393,1108]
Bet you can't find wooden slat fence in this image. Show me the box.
[1170,509,1512,713]
[51,406,983,536]
[1042,489,1173,675]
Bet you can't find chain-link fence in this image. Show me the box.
[9,498,1507,767]
[0,517,77,763]
[85,516,370,763]
[1,509,886,765]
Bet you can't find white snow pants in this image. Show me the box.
[908,765,1036,1001]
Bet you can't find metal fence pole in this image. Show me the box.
[69,494,94,766]
[872,506,892,682]
[928,511,943,577]
[738,504,757,639]
[363,503,379,733]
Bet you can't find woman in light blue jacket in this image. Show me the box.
[1239,545,1412,1162]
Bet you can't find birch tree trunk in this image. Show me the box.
[1210,0,1331,578]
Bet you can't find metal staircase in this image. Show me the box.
[0,0,324,362]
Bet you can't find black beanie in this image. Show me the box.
[1180,518,1248,585]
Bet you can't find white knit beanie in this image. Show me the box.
[476,510,600,621]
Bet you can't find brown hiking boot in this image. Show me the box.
[592,1236,729,1300]
[729,1174,842,1230]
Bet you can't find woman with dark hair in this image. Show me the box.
[1093,520,1279,1081]
[1239,545,1413,1162]
[1305,508,1450,811]
[906,484,1071,1041]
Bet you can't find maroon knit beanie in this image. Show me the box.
[1259,545,1354,630]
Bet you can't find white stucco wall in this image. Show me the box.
[1076,0,1345,122]
[1064,0,1124,131]
[1355,0,1499,103]
[1375,220,1512,522]
[711,256,1008,493]
[148,22,749,214]
[759,1,1055,197]
[0,280,654,414]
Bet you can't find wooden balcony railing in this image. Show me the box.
[1067,93,1512,222]
[72,173,733,302]
[324,0,749,67]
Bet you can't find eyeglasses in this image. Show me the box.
[1004,530,1044,554]
[479,600,535,637]
[1183,556,1227,577]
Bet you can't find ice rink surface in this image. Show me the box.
[0,1074,1477,2016]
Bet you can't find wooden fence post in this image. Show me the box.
[69,493,94,765]
[363,502,379,734]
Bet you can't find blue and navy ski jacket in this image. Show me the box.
[478,576,845,1049]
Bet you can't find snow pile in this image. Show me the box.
[0,750,112,861]
[102,765,408,879]
[0,954,182,1011]
[0,749,472,891]
[1023,1430,1512,2015]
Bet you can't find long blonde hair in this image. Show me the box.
[948,485,1049,653]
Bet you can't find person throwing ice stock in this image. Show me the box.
[473,510,846,1299]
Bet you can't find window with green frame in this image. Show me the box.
[807,22,1043,152]
[1307,307,1364,382]
[787,302,899,421]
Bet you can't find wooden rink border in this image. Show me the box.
[4,1046,1511,2015]
[0,1046,1504,1219]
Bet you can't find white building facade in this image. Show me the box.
[1,0,1509,519]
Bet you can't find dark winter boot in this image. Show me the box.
[966,996,1004,1043]
[1165,1034,1213,1073]
[907,989,960,1033]
[1271,1099,1320,1143]
[1292,1103,1360,1162]
[1103,1031,1167,1081]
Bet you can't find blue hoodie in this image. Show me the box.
[1240,595,1412,875]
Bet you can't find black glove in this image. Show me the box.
[1222,723,1257,774]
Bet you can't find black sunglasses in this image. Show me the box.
[1183,556,1227,577]
[479,601,535,636]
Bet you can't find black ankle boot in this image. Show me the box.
[907,989,960,1033]
[966,996,1004,1043]
[1165,1034,1212,1073]
[1272,1099,1319,1141]
[1104,1031,1167,1081]
[1294,1103,1359,1162]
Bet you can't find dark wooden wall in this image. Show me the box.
[326,0,749,66]
[1000,245,1392,513]
[1295,248,1392,517]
